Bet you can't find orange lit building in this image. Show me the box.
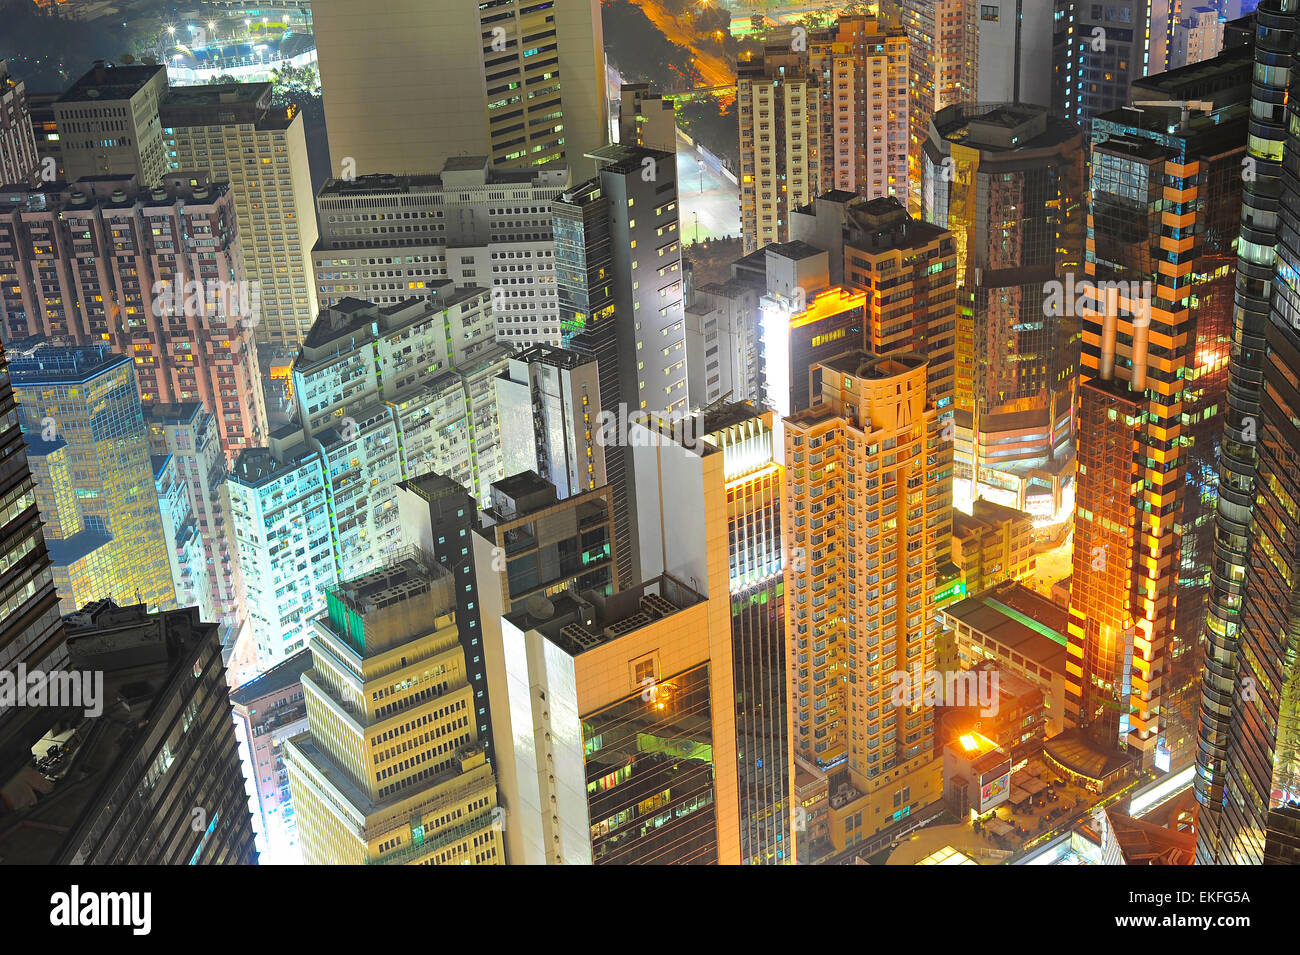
[784,352,944,855]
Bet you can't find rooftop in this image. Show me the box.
[8,342,129,385]
[317,157,567,198]
[587,142,675,176]
[56,62,165,104]
[230,648,313,707]
[932,102,1080,153]
[505,574,704,658]
[820,350,928,380]
[941,582,1069,674]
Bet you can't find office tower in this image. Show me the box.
[10,343,176,616]
[1,61,40,184]
[147,403,245,639]
[922,103,1084,522]
[291,295,506,506]
[0,173,267,464]
[395,473,494,758]
[1196,4,1292,864]
[588,144,689,418]
[976,0,1054,105]
[495,343,606,499]
[1052,0,1174,123]
[283,554,504,865]
[548,145,686,584]
[902,0,979,214]
[738,40,822,253]
[1212,7,1300,866]
[312,158,568,345]
[1062,91,1245,780]
[952,498,1035,595]
[312,0,607,179]
[0,341,67,791]
[229,296,507,668]
[618,84,676,153]
[160,83,320,349]
[52,62,168,185]
[229,649,312,864]
[478,463,739,864]
[783,352,943,848]
[635,405,792,864]
[153,452,216,623]
[0,601,257,864]
[1171,6,1227,67]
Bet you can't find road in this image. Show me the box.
[635,0,735,89]
[677,135,740,241]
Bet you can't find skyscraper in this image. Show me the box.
[152,451,216,623]
[0,340,66,788]
[976,0,1055,105]
[160,83,320,349]
[784,352,944,851]
[1052,0,1174,123]
[738,39,822,254]
[0,600,257,865]
[1196,2,1296,863]
[1212,0,1300,864]
[922,103,1084,522]
[283,553,504,865]
[1062,90,1245,778]
[635,405,793,864]
[0,173,268,464]
[10,342,177,616]
[312,0,607,179]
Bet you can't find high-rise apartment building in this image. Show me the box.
[1062,92,1244,779]
[0,173,267,463]
[291,295,506,505]
[230,648,311,864]
[10,342,177,616]
[1196,4,1293,864]
[312,158,568,345]
[902,0,979,214]
[495,343,605,499]
[52,62,168,185]
[312,0,607,178]
[153,451,216,623]
[1,60,41,184]
[228,296,507,669]
[923,103,1084,522]
[0,600,257,864]
[283,554,504,865]
[25,91,63,184]
[147,403,245,638]
[738,40,822,253]
[783,352,944,851]
[160,83,319,349]
[1171,5,1227,67]
[952,497,1035,595]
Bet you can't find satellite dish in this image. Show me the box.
[526,594,555,620]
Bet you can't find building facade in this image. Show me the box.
[0,60,40,184]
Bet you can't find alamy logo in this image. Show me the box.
[1043,273,1153,326]
[595,404,705,452]
[0,664,102,717]
[49,886,151,935]
[889,664,999,717]
[150,279,260,328]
